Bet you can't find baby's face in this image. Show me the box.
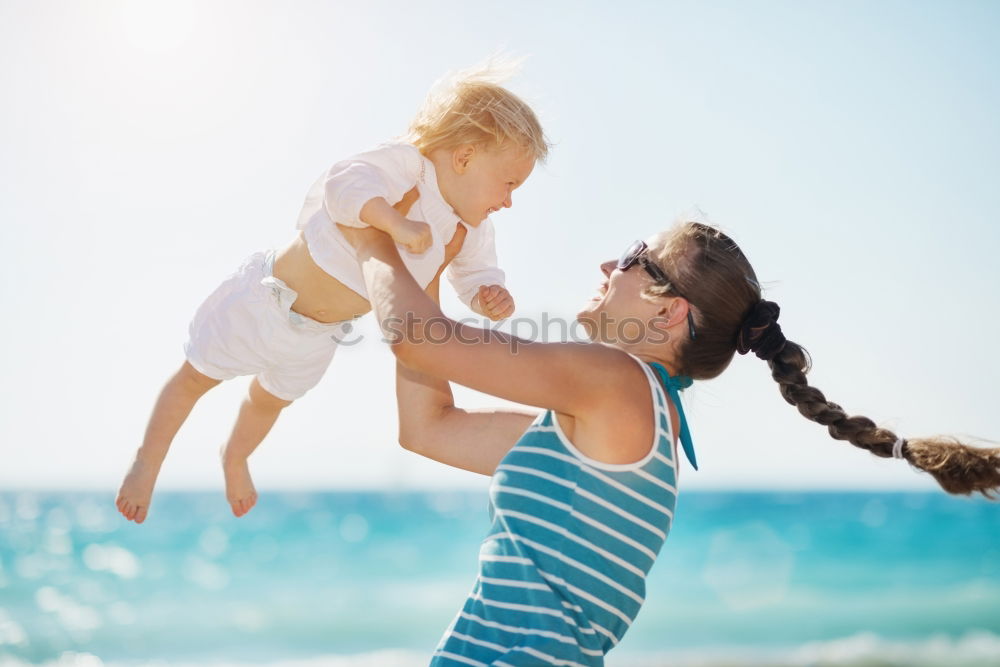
[447,145,535,226]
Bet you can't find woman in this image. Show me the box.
[343,218,999,666]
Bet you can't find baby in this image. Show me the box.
[116,66,548,523]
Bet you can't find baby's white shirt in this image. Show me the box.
[295,142,505,306]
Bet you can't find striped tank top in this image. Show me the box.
[430,356,696,666]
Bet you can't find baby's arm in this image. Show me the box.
[359,195,432,254]
[446,219,514,320]
[319,145,432,253]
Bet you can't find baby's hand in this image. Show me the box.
[475,284,515,321]
[392,218,433,254]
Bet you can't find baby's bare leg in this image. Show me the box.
[117,362,221,524]
[221,378,292,518]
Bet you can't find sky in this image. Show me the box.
[1,0,998,494]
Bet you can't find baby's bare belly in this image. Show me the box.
[272,233,371,323]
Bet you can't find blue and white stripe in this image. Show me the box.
[431,358,687,666]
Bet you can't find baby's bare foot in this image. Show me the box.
[222,457,258,518]
[116,457,161,524]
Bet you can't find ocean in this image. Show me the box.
[0,490,998,666]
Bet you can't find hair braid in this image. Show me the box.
[769,342,896,454]
[768,339,1000,497]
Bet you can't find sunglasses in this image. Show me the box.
[617,240,697,341]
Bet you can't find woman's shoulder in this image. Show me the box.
[558,347,665,465]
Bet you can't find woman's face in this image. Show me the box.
[577,237,673,346]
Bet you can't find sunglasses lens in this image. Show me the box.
[618,241,644,270]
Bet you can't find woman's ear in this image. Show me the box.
[650,304,672,336]
[655,298,688,331]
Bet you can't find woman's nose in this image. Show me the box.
[600,260,616,277]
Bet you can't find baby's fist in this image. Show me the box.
[475,284,515,321]
[395,219,433,254]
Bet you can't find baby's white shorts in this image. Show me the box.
[184,250,355,401]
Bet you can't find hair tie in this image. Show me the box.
[892,437,907,460]
[736,300,786,362]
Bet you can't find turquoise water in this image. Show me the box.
[1,491,998,666]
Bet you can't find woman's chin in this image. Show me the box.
[574,311,599,342]
[578,294,604,315]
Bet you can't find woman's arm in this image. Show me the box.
[347,226,650,430]
[396,361,537,475]
[395,228,537,475]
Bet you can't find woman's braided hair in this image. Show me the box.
[647,220,1000,497]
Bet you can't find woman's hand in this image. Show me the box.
[337,222,389,252]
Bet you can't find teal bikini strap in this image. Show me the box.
[649,363,698,471]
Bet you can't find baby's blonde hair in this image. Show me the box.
[406,59,549,162]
